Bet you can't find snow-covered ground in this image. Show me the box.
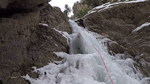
[22,20,149,84]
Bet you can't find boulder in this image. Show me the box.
[0,0,51,9]
[0,0,51,17]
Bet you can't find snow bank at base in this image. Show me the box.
[22,52,148,84]
[22,20,149,84]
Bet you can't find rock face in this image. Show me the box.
[73,1,91,18]
[83,1,150,77]
[72,0,134,18]
[0,0,51,17]
[0,0,70,84]
[0,0,51,9]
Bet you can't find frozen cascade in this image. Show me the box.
[23,20,149,84]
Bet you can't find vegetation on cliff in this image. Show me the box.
[63,4,71,16]
[72,0,109,18]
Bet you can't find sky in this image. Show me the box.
[49,0,80,17]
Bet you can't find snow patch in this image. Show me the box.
[132,22,150,33]
[39,23,48,26]
[55,44,58,47]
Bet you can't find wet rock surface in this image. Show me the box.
[83,1,150,77]
[0,0,70,84]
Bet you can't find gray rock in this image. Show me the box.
[83,1,150,77]
[0,0,51,9]
[0,1,70,84]
[0,0,51,17]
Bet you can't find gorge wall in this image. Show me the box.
[0,0,71,84]
[1,0,150,84]
[83,0,150,77]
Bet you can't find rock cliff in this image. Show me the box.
[0,0,71,84]
[73,1,91,18]
[73,0,137,18]
[83,0,150,77]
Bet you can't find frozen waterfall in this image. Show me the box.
[23,20,149,84]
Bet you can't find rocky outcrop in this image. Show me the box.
[0,0,51,9]
[0,0,51,17]
[0,0,70,84]
[72,0,135,18]
[83,1,150,77]
[73,1,91,18]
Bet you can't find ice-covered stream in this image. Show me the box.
[23,20,149,84]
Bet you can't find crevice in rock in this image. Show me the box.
[25,79,31,84]
[0,3,45,18]
[0,79,2,84]
[0,9,33,18]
